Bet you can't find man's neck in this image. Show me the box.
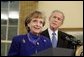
[50,27,57,32]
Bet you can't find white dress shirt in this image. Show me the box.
[48,28,58,43]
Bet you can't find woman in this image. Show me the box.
[8,11,52,56]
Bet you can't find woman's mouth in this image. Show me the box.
[34,27,40,30]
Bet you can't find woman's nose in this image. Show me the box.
[36,22,41,26]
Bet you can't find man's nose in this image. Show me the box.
[54,18,58,22]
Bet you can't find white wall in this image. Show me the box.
[37,1,83,30]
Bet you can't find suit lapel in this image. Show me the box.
[57,31,62,47]
[46,29,50,39]
[58,31,68,48]
[42,29,50,40]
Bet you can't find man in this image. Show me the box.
[41,10,75,49]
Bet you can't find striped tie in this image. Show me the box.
[52,32,57,48]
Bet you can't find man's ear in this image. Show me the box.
[49,17,51,21]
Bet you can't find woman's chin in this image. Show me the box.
[33,31,40,34]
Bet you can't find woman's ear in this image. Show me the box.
[27,24,30,27]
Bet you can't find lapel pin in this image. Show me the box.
[44,39,46,42]
[37,42,39,45]
[22,39,25,43]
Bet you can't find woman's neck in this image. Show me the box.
[29,31,39,36]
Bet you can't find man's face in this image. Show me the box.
[49,12,64,30]
[28,18,44,34]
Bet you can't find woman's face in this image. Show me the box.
[28,18,44,34]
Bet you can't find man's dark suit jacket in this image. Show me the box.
[41,29,75,49]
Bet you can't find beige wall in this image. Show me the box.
[19,1,38,34]
[37,1,83,31]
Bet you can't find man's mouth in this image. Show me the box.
[52,22,57,25]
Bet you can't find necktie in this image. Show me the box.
[52,32,57,48]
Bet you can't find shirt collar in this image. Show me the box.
[48,28,58,41]
[28,32,39,40]
[48,28,58,35]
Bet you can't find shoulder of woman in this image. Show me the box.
[40,35,50,41]
[12,34,27,42]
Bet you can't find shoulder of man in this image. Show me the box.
[58,30,75,38]
[41,29,48,34]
